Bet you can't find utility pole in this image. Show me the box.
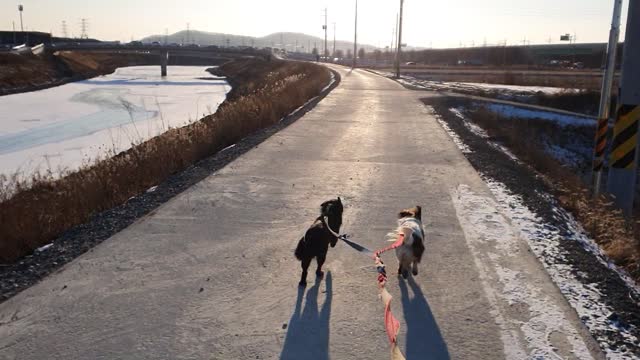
[395,0,404,79]
[12,22,16,44]
[353,0,358,69]
[592,0,623,197]
[186,23,190,44]
[606,0,640,215]
[390,24,395,55]
[332,22,336,57]
[323,8,328,61]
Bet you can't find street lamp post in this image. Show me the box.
[18,5,24,32]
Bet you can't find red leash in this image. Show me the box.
[340,233,407,360]
[374,233,405,258]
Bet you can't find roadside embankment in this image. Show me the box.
[0,58,333,267]
[424,96,640,357]
[0,51,157,95]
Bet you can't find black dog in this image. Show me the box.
[294,198,343,287]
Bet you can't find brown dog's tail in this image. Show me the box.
[294,237,305,261]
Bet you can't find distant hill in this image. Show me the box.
[141,30,379,54]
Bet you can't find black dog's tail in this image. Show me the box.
[412,233,425,263]
[294,237,305,261]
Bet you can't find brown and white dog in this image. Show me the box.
[391,206,425,279]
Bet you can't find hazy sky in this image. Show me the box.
[0,0,629,48]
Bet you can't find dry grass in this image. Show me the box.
[531,89,603,116]
[0,58,331,263]
[0,51,155,93]
[469,107,640,282]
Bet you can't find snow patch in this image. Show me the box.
[453,184,594,359]
[450,107,488,138]
[425,106,471,153]
[377,71,577,96]
[35,243,53,253]
[544,143,584,168]
[483,179,639,359]
[486,104,594,127]
[447,107,522,163]
[220,144,236,152]
[456,81,578,95]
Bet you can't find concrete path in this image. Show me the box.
[0,67,602,359]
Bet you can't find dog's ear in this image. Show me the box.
[398,206,421,219]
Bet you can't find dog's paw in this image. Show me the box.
[299,280,307,287]
[412,269,418,276]
[316,270,324,278]
[401,270,409,279]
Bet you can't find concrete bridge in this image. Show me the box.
[46,43,271,76]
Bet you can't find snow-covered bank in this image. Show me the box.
[370,70,577,96]
[484,180,639,359]
[428,101,640,358]
[453,184,594,359]
[485,103,594,127]
[0,66,230,178]
[450,105,593,170]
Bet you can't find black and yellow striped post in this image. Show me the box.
[606,0,640,215]
[610,105,640,169]
[592,116,608,172]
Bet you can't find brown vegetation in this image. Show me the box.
[0,58,331,263]
[468,106,640,282]
[531,90,604,116]
[0,51,155,94]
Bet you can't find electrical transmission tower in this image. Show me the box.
[61,20,68,38]
[79,18,89,39]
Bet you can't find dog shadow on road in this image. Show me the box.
[280,272,332,360]
[399,276,450,360]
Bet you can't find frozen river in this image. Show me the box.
[0,66,230,178]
